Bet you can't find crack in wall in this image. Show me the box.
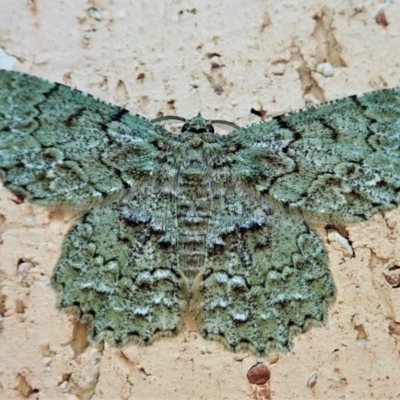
[290,45,326,103]
[312,7,347,67]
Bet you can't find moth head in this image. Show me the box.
[152,113,239,135]
[182,113,214,134]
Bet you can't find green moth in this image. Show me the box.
[0,70,399,355]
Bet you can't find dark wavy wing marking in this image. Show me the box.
[194,208,335,356]
[51,200,186,346]
[225,88,400,222]
[0,70,167,206]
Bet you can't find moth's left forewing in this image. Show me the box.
[226,88,400,223]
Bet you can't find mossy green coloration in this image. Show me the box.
[1,70,399,355]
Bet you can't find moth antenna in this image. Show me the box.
[209,119,240,130]
[152,115,187,123]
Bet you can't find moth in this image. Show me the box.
[0,69,399,355]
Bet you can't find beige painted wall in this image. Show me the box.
[0,1,400,399]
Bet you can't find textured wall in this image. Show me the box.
[0,1,400,399]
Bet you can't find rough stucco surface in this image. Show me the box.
[0,1,400,399]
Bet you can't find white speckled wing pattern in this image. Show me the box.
[196,198,334,355]
[0,69,166,207]
[1,69,399,355]
[52,202,186,347]
[226,89,400,222]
